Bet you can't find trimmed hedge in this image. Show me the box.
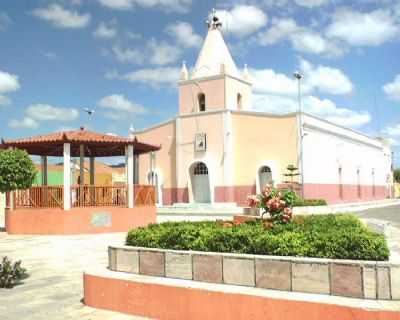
[294,199,328,207]
[126,215,389,261]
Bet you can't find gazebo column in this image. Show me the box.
[90,157,95,206]
[90,157,95,185]
[63,143,71,211]
[40,156,48,186]
[40,155,48,206]
[79,144,85,206]
[126,145,135,208]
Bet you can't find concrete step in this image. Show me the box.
[157,203,244,216]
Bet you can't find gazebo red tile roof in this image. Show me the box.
[0,127,160,157]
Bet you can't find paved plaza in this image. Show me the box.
[1,205,400,319]
[0,232,148,320]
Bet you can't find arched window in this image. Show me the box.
[194,162,208,175]
[237,93,242,110]
[259,166,273,190]
[198,93,206,112]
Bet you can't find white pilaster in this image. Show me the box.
[223,111,234,201]
[127,145,134,208]
[63,143,71,211]
[175,117,182,189]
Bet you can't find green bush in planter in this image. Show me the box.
[126,215,389,261]
[294,199,327,207]
[0,256,27,288]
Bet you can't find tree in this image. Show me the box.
[0,149,36,193]
[283,165,300,184]
[394,168,400,183]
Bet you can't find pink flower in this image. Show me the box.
[247,195,260,208]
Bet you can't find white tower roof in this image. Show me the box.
[192,12,240,79]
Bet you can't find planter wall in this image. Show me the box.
[109,246,400,301]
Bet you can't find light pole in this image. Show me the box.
[293,71,304,198]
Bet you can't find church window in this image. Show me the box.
[198,93,206,112]
[237,93,242,110]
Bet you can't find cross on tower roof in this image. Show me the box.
[206,8,222,30]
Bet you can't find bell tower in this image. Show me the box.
[178,10,252,115]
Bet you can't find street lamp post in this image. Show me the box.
[293,71,305,199]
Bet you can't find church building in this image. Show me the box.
[132,14,393,206]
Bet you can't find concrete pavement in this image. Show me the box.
[0,232,149,320]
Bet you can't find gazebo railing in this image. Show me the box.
[10,184,155,209]
[71,185,127,207]
[14,186,64,209]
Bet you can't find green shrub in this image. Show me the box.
[294,199,327,207]
[126,215,389,261]
[0,257,27,288]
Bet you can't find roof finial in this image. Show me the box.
[180,60,189,80]
[206,8,222,30]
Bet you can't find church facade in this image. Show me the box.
[133,16,393,206]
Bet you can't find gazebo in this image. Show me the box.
[1,127,160,211]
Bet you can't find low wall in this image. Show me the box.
[84,270,400,320]
[109,246,400,301]
[5,206,156,235]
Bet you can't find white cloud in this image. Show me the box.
[94,20,117,39]
[0,70,20,93]
[165,21,202,48]
[299,59,353,95]
[249,62,363,128]
[98,0,192,13]
[383,124,400,137]
[252,93,370,128]
[9,117,39,129]
[0,95,11,106]
[0,12,11,31]
[108,67,180,87]
[326,8,400,46]
[258,18,298,45]
[250,59,353,96]
[294,0,329,7]
[258,18,343,56]
[111,40,181,66]
[216,5,267,37]
[111,44,144,64]
[26,104,79,121]
[32,4,91,29]
[98,94,147,114]
[383,75,400,101]
[147,39,182,65]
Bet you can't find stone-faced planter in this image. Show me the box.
[108,246,400,301]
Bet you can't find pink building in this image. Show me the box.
[133,15,393,207]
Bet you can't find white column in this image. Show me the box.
[41,156,48,186]
[127,145,134,208]
[63,143,71,211]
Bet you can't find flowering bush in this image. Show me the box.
[247,185,297,224]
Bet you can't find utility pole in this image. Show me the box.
[293,71,305,199]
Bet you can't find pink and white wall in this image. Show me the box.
[302,114,393,204]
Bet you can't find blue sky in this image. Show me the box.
[0,0,400,163]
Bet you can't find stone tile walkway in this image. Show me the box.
[0,232,149,319]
